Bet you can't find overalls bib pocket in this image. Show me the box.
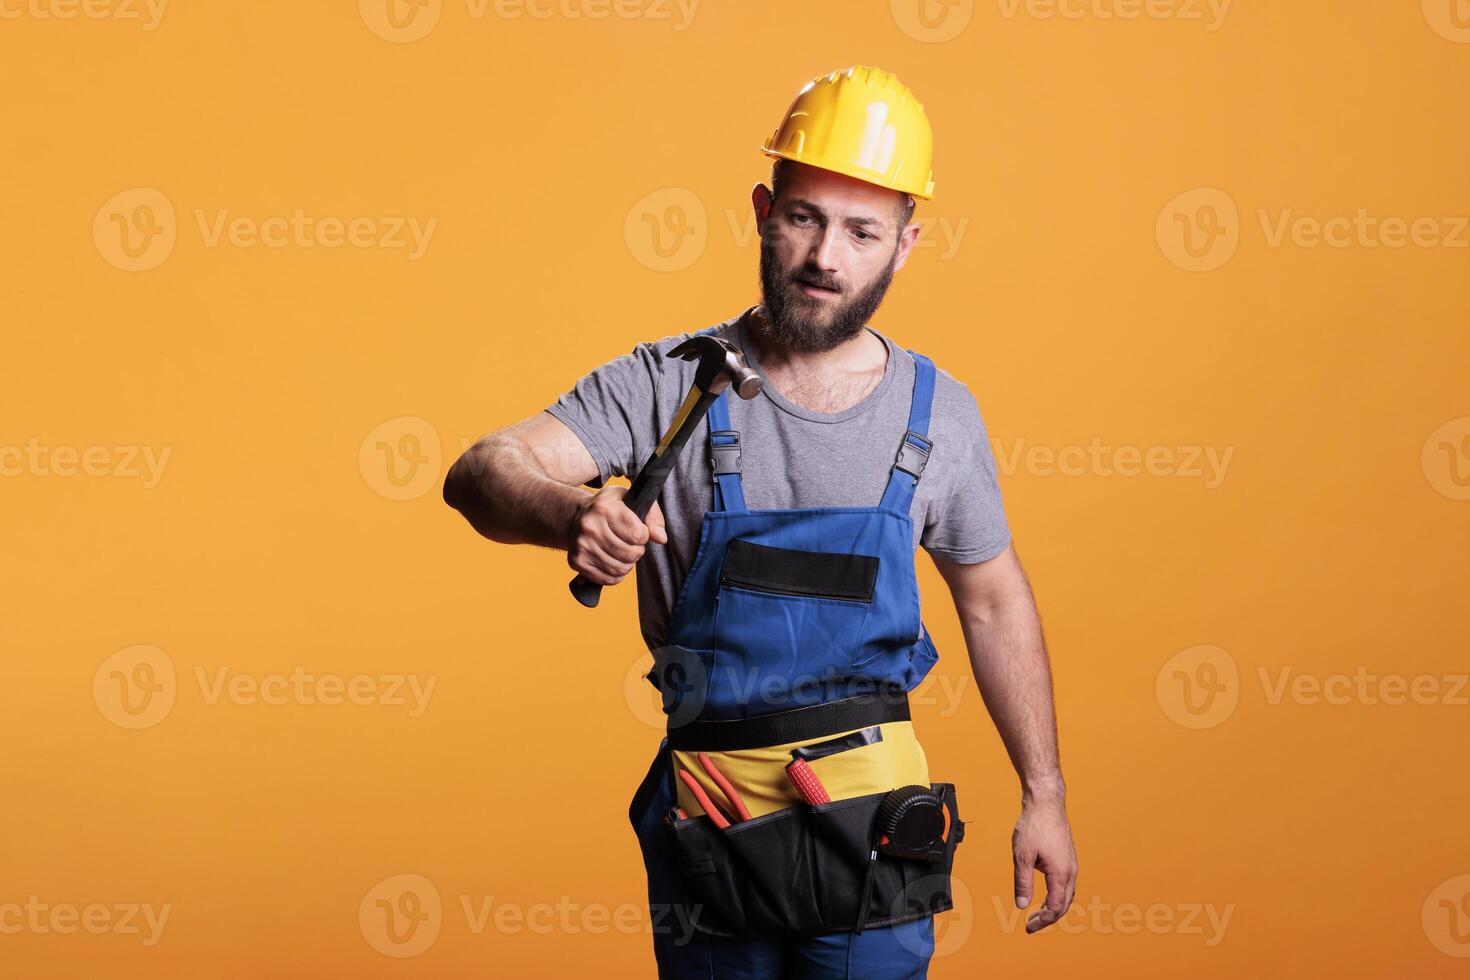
[712,539,878,707]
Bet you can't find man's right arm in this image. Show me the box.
[441,411,666,586]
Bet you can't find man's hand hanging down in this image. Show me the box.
[933,544,1079,934]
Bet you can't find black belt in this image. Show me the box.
[666,690,910,752]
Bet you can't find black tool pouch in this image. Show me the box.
[665,782,965,938]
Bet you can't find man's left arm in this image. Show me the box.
[933,544,1079,934]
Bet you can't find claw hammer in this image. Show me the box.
[569,335,761,608]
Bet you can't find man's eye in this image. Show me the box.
[854,230,873,242]
[791,213,814,225]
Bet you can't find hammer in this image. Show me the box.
[569,335,762,608]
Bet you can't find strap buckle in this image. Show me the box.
[894,431,932,479]
[709,429,741,476]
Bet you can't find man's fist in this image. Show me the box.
[566,485,668,586]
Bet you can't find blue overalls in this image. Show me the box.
[629,337,951,979]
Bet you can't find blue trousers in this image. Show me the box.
[632,739,936,979]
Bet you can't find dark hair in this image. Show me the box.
[769,158,916,231]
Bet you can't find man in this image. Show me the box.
[444,65,1077,979]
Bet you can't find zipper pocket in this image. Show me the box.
[718,539,879,603]
[719,575,870,603]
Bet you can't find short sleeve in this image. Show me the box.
[544,342,665,485]
[921,382,1012,563]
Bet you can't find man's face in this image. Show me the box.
[755,161,920,353]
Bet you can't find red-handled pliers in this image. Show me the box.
[677,752,752,827]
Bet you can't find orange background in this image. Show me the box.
[3,1,1469,976]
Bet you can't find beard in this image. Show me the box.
[758,236,899,353]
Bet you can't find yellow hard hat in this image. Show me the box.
[761,65,935,201]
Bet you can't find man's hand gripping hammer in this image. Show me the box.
[569,335,761,608]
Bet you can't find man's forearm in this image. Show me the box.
[443,434,586,549]
[960,592,1065,803]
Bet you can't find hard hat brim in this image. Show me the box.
[760,146,935,201]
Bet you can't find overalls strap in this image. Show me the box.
[878,350,937,513]
[706,391,748,513]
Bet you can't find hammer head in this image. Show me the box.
[668,335,762,400]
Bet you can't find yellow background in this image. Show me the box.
[3,1,1468,976]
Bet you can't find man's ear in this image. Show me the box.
[751,183,773,236]
[891,213,924,273]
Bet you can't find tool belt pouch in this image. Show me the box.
[665,782,966,938]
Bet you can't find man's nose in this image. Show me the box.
[806,224,843,276]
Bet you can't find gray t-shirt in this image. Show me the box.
[546,307,1010,652]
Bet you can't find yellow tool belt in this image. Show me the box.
[671,721,930,819]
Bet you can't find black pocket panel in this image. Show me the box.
[721,539,879,602]
[666,783,966,938]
